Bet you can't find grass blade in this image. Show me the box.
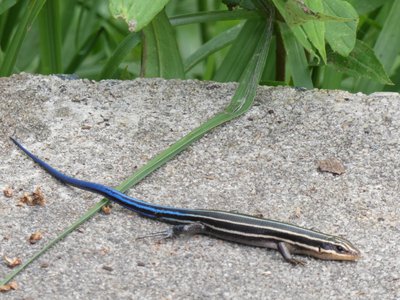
[141,9,184,78]
[99,31,140,79]
[0,4,273,286]
[65,27,105,74]
[279,21,313,89]
[0,0,46,76]
[38,0,62,74]
[184,24,242,73]
[213,18,263,82]
[170,10,259,26]
[0,199,108,286]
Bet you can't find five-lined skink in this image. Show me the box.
[11,137,360,264]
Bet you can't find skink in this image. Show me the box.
[11,137,360,264]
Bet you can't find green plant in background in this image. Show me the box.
[0,0,398,92]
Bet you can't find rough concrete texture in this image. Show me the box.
[0,73,399,299]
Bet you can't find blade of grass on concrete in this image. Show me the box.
[0,6,273,286]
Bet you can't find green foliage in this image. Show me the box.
[327,39,392,85]
[0,0,398,92]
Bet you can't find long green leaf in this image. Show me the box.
[141,9,184,79]
[99,31,141,79]
[184,24,242,73]
[213,18,263,82]
[170,10,259,26]
[0,5,273,286]
[280,21,313,88]
[0,0,46,76]
[65,28,105,74]
[38,0,62,74]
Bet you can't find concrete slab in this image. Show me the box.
[0,73,399,299]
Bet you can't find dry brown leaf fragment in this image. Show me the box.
[0,281,18,292]
[29,231,43,244]
[18,192,32,206]
[317,158,345,175]
[32,186,46,206]
[3,186,14,197]
[17,187,46,206]
[102,205,112,215]
[3,256,22,268]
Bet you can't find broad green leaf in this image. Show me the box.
[324,0,358,57]
[285,0,321,25]
[280,21,313,89]
[327,39,393,85]
[283,0,353,25]
[272,0,314,54]
[141,9,184,79]
[272,0,316,61]
[274,0,360,65]
[356,0,400,92]
[109,0,170,32]
[302,0,326,63]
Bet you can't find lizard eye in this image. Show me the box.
[336,245,346,253]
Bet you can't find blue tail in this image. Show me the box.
[10,137,188,219]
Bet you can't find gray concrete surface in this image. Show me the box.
[0,73,399,299]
